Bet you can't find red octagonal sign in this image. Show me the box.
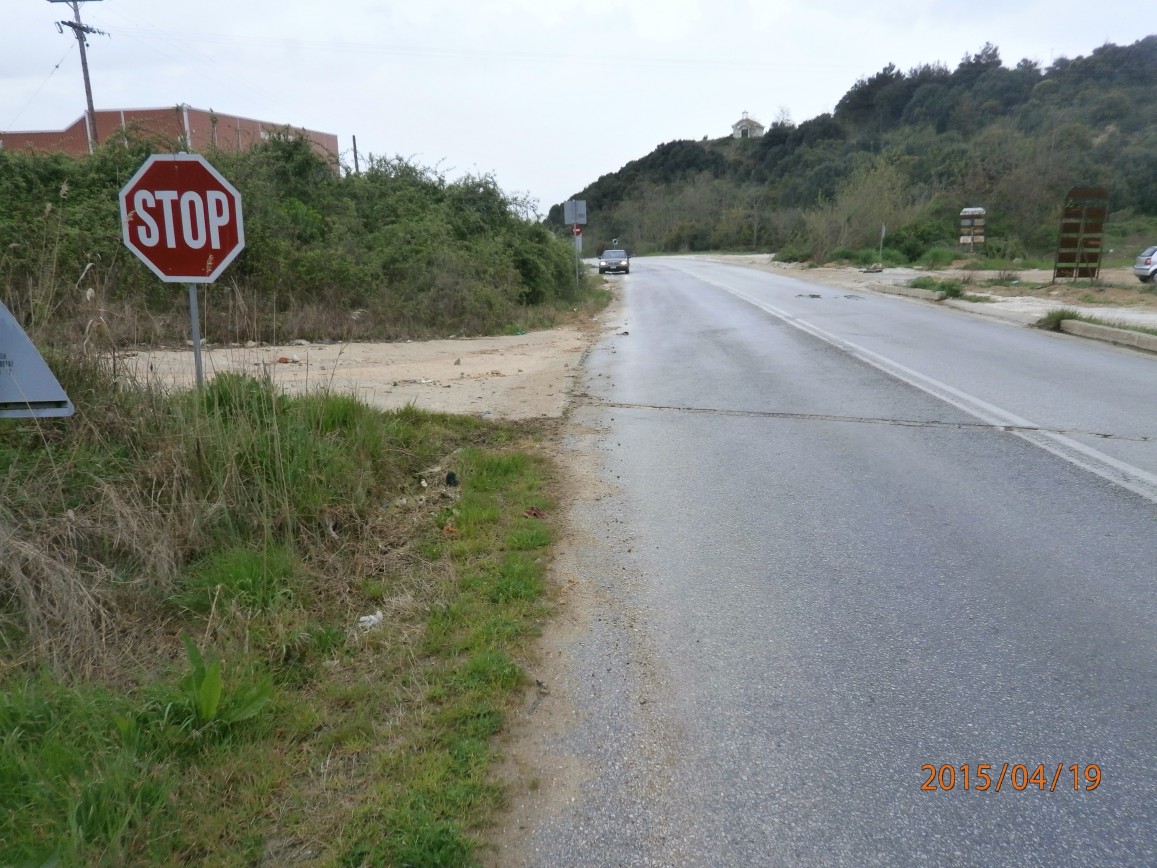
[119,153,245,283]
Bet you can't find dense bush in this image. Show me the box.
[919,246,957,268]
[0,136,585,346]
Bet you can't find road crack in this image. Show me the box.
[575,396,1153,442]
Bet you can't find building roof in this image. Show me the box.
[732,111,764,128]
[731,112,765,137]
[0,105,338,160]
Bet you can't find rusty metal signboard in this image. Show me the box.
[1053,187,1108,280]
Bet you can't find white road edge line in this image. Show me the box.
[680,266,1157,505]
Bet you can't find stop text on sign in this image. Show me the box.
[131,190,233,250]
[119,153,245,283]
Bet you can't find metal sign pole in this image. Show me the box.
[564,200,587,289]
[187,283,205,389]
[574,229,583,287]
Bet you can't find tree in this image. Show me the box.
[835,63,905,130]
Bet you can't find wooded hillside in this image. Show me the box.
[550,37,1157,264]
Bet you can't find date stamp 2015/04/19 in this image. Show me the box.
[921,763,1101,793]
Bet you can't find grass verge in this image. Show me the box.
[1,354,556,865]
[1033,308,1157,338]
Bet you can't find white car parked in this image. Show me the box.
[1133,246,1157,283]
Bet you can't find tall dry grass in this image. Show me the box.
[0,343,454,676]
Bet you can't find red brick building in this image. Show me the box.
[0,105,338,160]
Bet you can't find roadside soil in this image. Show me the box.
[120,317,596,420]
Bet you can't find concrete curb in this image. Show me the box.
[941,299,1043,325]
[1058,319,1157,354]
[869,283,946,301]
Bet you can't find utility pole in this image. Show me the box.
[48,0,107,154]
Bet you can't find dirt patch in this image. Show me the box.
[119,318,599,420]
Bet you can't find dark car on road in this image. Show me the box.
[598,249,630,274]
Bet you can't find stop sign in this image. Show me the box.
[119,153,245,283]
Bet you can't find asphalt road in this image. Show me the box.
[523,257,1156,867]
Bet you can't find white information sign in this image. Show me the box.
[563,199,587,225]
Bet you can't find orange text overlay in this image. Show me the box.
[921,763,1101,793]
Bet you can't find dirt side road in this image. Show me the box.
[121,322,596,420]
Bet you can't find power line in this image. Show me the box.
[91,6,297,117]
[4,43,76,130]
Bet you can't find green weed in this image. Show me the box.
[1034,308,1083,330]
[907,276,995,303]
[918,247,956,269]
[1035,309,1157,338]
[909,276,964,296]
[0,676,177,864]
[180,634,274,726]
[178,545,298,613]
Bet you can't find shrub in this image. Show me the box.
[662,221,711,252]
[1,140,585,346]
[775,242,812,263]
[919,246,956,268]
[1034,308,1082,330]
[887,218,954,261]
[983,237,1027,260]
[880,246,910,266]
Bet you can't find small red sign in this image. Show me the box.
[572,224,582,236]
[119,153,245,283]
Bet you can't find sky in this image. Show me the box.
[1,1,1147,215]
